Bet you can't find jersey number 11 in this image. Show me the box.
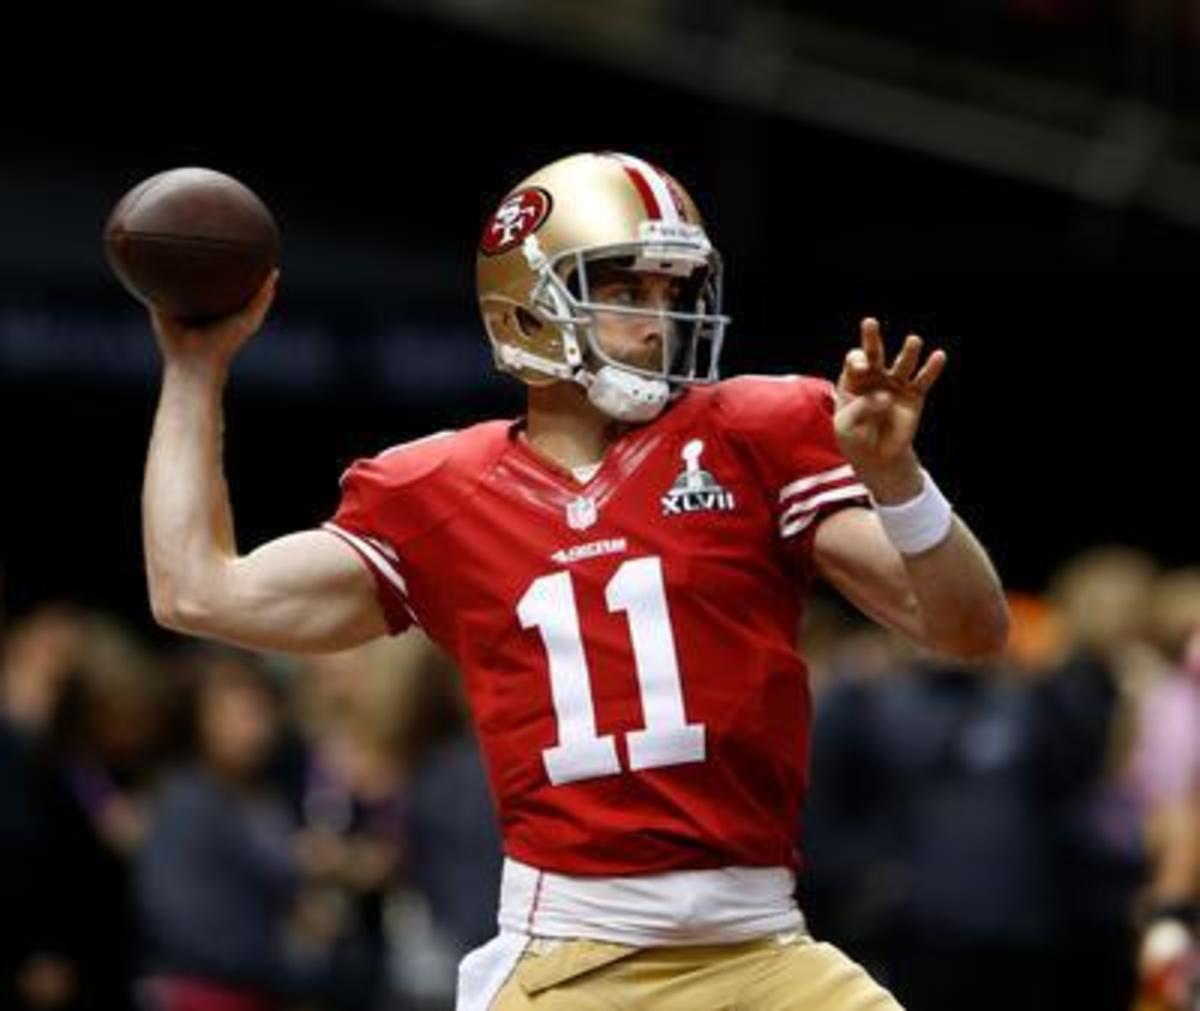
[518,556,707,786]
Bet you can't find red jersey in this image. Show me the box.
[326,375,868,876]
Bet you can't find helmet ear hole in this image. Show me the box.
[516,308,544,337]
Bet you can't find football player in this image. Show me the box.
[142,152,1009,1010]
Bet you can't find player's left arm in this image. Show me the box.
[813,318,1009,660]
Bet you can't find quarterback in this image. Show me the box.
[142,152,1009,1009]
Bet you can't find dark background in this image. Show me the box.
[3,0,1197,625]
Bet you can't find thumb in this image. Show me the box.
[239,269,279,330]
[836,394,882,435]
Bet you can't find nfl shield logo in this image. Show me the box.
[566,495,598,531]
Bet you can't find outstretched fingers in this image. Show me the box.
[912,348,947,395]
[848,318,947,399]
[889,334,923,382]
[861,317,886,370]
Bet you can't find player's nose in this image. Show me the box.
[628,278,678,357]
[635,312,674,351]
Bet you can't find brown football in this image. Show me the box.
[103,167,280,322]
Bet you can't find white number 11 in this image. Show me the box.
[517,557,707,785]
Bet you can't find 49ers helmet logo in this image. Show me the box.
[480,187,553,256]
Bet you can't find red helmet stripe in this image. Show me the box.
[621,164,663,220]
[602,153,682,224]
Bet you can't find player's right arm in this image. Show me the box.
[142,273,389,653]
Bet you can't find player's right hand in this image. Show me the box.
[150,269,278,372]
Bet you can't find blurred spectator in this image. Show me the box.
[298,633,501,1008]
[1037,547,1159,1011]
[1,604,84,1011]
[800,592,907,699]
[798,613,909,976]
[805,549,1160,1011]
[290,638,428,1009]
[1133,570,1200,822]
[1,605,162,1011]
[808,655,1063,1009]
[137,648,367,1011]
[399,635,502,963]
[2,604,82,738]
[51,613,164,858]
[1132,571,1200,1009]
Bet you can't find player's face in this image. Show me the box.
[588,265,686,372]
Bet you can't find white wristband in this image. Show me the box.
[871,469,953,556]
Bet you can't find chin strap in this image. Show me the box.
[583,365,670,423]
[497,342,670,422]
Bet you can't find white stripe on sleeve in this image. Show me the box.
[779,484,869,539]
[322,523,420,625]
[778,464,856,504]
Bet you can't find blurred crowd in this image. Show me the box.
[803,547,1200,1011]
[1,545,1197,1011]
[0,613,500,1011]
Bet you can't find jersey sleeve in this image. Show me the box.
[718,375,871,562]
[324,430,464,635]
[324,455,420,635]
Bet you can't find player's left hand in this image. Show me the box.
[834,317,946,501]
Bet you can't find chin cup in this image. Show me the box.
[585,365,670,423]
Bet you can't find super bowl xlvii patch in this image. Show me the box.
[661,439,736,516]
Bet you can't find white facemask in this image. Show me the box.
[585,365,670,423]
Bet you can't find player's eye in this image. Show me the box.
[594,283,639,307]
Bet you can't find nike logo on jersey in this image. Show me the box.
[661,439,736,516]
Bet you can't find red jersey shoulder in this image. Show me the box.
[706,375,866,538]
[344,421,510,487]
[334,420,511,544]
[713,374,836,438]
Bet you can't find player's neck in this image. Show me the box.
[524,383,627,471]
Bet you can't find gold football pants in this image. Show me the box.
[491,933,903,1010]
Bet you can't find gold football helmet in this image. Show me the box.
[476,152,729,420]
